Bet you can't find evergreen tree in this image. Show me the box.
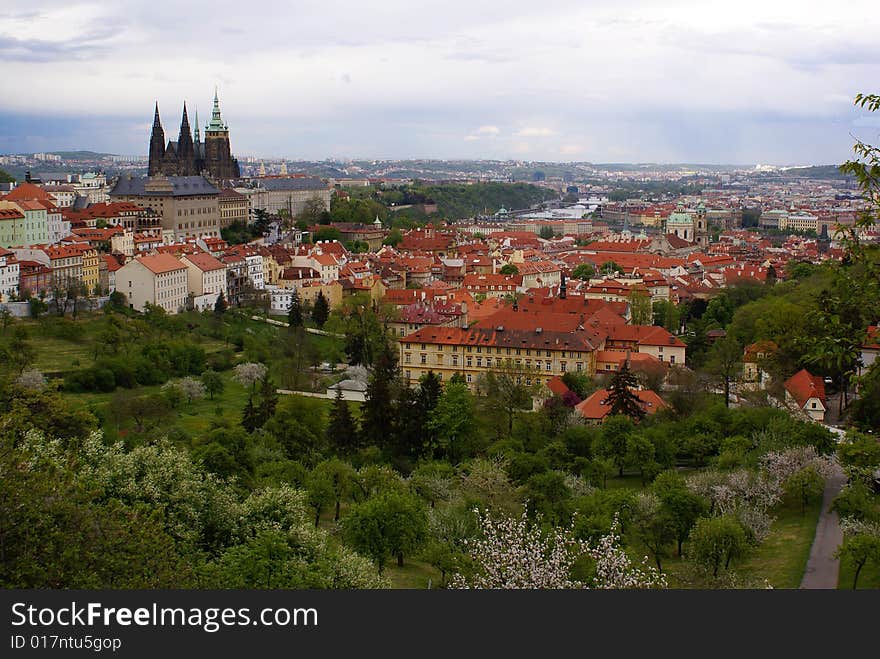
[312,292,330,328]
[361,339,401,451]
[606,360,646,421]
[327,386,359,454]
[257,372,279,425]
[287,290,303,328]
[213,292,227,317]
[242,395,261,433]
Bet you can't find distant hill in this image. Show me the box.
[776,165,847,179]
[47,151,116,160]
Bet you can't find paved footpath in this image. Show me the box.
[800,458,846,589]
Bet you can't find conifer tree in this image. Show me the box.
[312,292,330,328]
[327,386,359,454]
[607,360,645,421]
[242,395,261,433]
[287,290,304,327]
[361,339,401,450]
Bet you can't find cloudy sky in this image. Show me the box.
[1,0,878,164]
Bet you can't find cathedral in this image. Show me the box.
[148,90,240,181]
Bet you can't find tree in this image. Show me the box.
[571,263,595,280]
[327,386,359,455]
[606,361,645,421]
[628,290,653,326]
[383,228,403,247]
[343,491,429,572]
[201,369,224,400]
[652,472,708,557]
[836,534,880,590]
[477,360,540,437]
[592,415,634,478]
[687,515,749,578]
[499,263,519,275]
[839,93,880,246]
[241,395,262,433]
[287,290,304,328]
[312,292,330,328]
[632,492,675,571]
[0,307,12,333]
[256,371,279,424]
[213,291,228,317]
[426,380,477,463]
[783,466,825,515]
[233,362,268,391]
[600,260,621,276]
[361,340,401,451]
[297,194,329,227]
[539,225,555,239]
[450,508,665,589]
[706,336,742,408]
[313,226,342,243]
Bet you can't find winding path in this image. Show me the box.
[799,457,846,589]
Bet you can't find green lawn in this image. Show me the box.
[638,492,822,589]
[385,558,443,589]
[735,496,823,589]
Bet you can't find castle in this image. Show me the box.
[148,90,240,181]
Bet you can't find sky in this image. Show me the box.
[0,0,879,164]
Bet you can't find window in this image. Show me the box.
[670,355,676,365]
[545,361,551,371]
[466,357,472,367]
[811,401,816,409]
[546,350,551,357]
[560,362,566,372]
[476,357,482,367]
[404,353,411,364]
[420,354,427,364]
[452,355,458,366]
[466,373,472,383]
[576,362,583,372]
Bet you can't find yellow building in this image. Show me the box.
[399,310,603,388]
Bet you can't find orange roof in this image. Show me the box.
[182,252,225,272]
[5,182,53,202]
[0,208,25,220]
[744,340,778,362]
[133,253,187,274]
[783,369,826,408]
[606,325,686,347]
[575,388,668,421]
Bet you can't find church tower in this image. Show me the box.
[175,103,197,175]
[203,88,240,181]
[148,103,166,176]
[694,202,709,248]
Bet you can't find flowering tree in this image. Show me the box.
[176,376,207,404]
[14,368,46,391]
[450,508,665,589]
[233,362,268,390]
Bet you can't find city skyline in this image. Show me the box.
[1,0,878,164]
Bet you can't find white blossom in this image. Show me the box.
[15,368,46,391]
[450,508,665,589]
[233,362,268,388]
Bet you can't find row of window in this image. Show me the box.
[407,343,583,359]
[403,369,555,387]
[403,352,586,372]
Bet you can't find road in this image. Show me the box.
[800,455,846,589]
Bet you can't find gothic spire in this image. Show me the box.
[153,101,161,127]
[193,109,200,143]
[179,102,192,140]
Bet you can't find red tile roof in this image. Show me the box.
[134,253,187,275]
[783,369,826,408]
[575,388,668,421]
